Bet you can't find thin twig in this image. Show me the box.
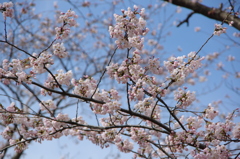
[91,47,118,98]
[177,11,195,27]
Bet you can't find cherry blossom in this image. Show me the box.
[232,123,240,139]
[204,104,218,120]
[214,24,227,36]
[30,52,54,74]
[0,2,239,159]
[55,9,78,39]
[233,32,240,37]
[0,2,14,19]
[53,43,68,58]
[174,87,196,108]
[109,6,149,50]
[194,27,201,32]
[40,100,57,112]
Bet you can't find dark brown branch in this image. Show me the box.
[177,11,195,27]
[164,0,240,30]
[11,152,23,159]
[0,75,105,104]
[119,108,172,133]
[0,40,35,58]
[22,83,54,117]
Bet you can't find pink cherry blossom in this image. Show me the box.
[204,104,218,120]
[232,123,240,139]
[109,6,149,50]
[0,3,239,159]
[214,24,227,36]
[0,2,14,19]
[53,43,68,58]
[174,87,196,108]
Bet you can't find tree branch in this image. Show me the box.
[164,0,240,30]
[177,11,195,27]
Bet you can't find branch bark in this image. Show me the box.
[164,0,240,30]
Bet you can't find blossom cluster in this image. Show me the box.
[164,52,204,85]
[174,87,196,108]
[30,52,54,74]
[165,131,195,153]
[205,52,219,61]
[187,116,203,130]
[115,137,134,153]
[41,70,72,95]
[0,49,65,86]
[71,76,121,114]
[1,126,13,139]
[109,5,149,50]
[107,50,161,81]
[213,24,227,36]
[130,127,151,150]
[55,10,78,39]
[165,109,239,158]
[205,120,235,140]
[107,50,168,101]
[9,139,28,153]
[134,97,161,120]
[147,57,164,75]
[90,89,121,115]
[53,43,68,58]
[71,76,98,98]
[0,104,86,152]
[59,10,78,27]
[232,123,240,139]
[0,2,14,19]
[192,145,230,159]
[0,58,34,84]
[40,100,57,112]
[106,51,145,83]
[203,104,218,120]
